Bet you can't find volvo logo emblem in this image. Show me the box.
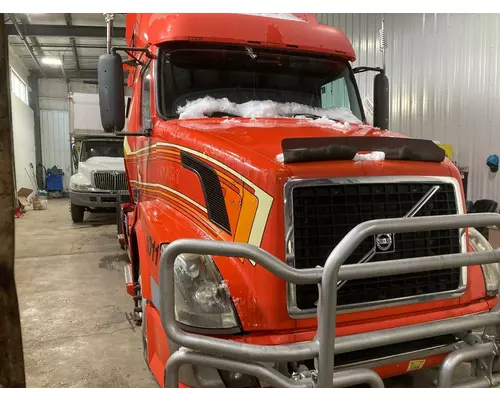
[111,170,119,176]
[375,233,394,252]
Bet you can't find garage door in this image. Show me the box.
[40,110,71,191]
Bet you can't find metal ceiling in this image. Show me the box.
[5,13,127,81]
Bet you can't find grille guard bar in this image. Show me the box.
[159,213,500,388]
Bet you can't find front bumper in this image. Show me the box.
[159,213,500,388]
[69,190,121,209]
[167,312,500,388]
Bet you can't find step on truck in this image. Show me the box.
[97,13,500,388]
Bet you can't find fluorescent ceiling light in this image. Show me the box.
[41,57,62,66]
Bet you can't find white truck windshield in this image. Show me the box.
[80,140,124,161]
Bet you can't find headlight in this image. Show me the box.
[171,251,239,329]
[70,182,92,191]
[482,264,500,296]
[467,228,500,296]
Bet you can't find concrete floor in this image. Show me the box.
[15,198,157,388]
[14,198,478,388]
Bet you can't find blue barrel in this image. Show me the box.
[46,174,64,192]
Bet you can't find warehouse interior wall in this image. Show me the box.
[39,79,132,111]
[318,13,500,204]
[37,79,98,190]
[8,45,28,83]
[8,45,36,193]
[37,79,131,189]
[38,79,99,111]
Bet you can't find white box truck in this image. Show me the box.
[68,92,129,223]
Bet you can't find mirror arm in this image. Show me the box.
[111,46,152,59]
[110,46,152,67]
[353,66,384,74]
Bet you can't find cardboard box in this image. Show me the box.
[488,227,500,249]
[17,187,34,199]
[17,187,34,207]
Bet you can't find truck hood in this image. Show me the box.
[152,117,458,332]
[174,117,408,165]
[80,156,126,171]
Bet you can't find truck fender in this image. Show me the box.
[132,201,216,304]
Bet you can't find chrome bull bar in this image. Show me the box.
[159,213,500,388]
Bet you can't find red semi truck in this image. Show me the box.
[97,13,500,388]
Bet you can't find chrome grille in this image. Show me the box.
[92,171,128,192]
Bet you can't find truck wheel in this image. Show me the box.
[70,203,85,223]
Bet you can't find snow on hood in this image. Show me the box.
[182,116,356,133]
[353,151,386,161]
[275,151,386,164]
[82,156,125,171]
[294,115,354,130]
[177,96,362,124]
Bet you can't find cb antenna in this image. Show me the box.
[104,13,115,54]
[379,15,387,72]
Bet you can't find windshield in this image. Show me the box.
[158,45,364,121]
[80,140,124,162]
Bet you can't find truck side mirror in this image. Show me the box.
[98,52,125,133]
[373,71,389,130]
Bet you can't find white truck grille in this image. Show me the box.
[92,171,128,192]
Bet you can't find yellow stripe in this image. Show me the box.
[126,142,273,250]
[129,179,207,213]
[123,136,132,156]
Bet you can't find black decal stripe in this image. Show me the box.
[281,136,446,164]
[180,151,231,234]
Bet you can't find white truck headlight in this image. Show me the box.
[70,174,92,191]
[172,252,239,329]
[70,182,92,191]
[466,228,500,296]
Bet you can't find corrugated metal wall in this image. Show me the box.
[317,13,500,203]
[40,110,71,190]
[38,79,100,190]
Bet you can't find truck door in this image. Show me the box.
[128,60,152,204]
[138,61,152,202]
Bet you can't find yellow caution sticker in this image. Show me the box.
[407,359,426,371]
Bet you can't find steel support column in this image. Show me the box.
[28,73,43,188]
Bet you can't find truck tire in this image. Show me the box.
[70,203,85,223]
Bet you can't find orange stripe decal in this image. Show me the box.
[234,188,259,255]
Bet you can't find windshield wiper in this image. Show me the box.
[173,111,241,119]
[286,113,340,122]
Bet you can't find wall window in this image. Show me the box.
[10,68,29,106]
